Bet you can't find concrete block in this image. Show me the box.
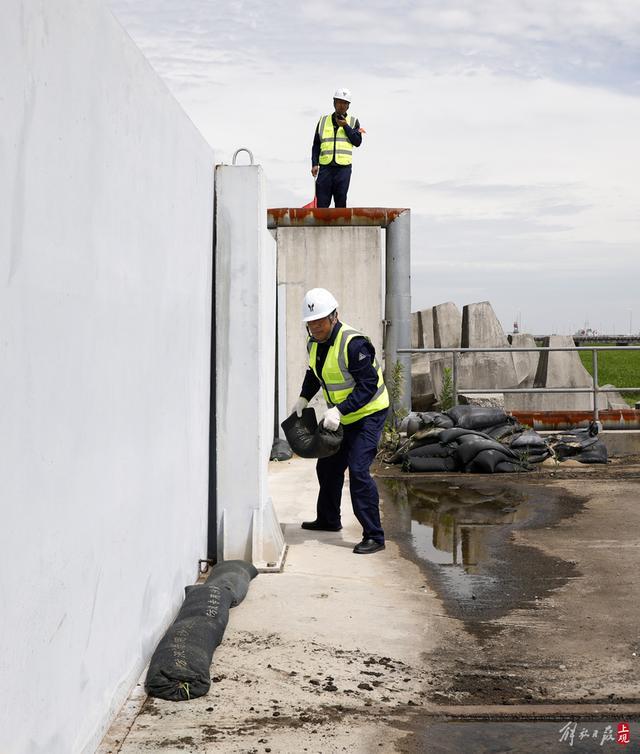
[600,430,640,457]
[458,302,519,403]
[509,333,539,388]
[421,307,435,348]
[433,302,462,349]
[601,385,629,410]
[411,352,434,409]
[411,311,423,349]
[515,335,594,411]
[459,393,506,408]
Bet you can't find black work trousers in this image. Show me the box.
[316,164,352,208]
[314,408,387,543]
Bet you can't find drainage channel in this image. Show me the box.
[379,476,640,753]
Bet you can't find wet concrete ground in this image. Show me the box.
[377,467,640,752]
[101,460,640,753]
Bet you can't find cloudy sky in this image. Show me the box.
[109,0,640,335]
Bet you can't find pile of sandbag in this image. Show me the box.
[390,407,607,474]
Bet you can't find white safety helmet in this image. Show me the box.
[333,87,351,103]
[302,288,339,322]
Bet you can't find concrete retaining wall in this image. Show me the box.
[276,226,383,419]
[1,1,214,751]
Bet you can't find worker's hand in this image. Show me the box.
[292,397,308,418]
[322,406,341,431]
[336,116,347,127]
[358,127,366,134]
[311,165,319,178]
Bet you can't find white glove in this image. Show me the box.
[323,406,341,431]
[292,397,308,417]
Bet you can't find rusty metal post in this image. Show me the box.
[385,210,411,414]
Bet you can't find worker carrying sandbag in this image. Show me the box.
[291,288,389,555]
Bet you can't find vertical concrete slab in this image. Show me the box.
[215,165,285,568]
[458,302,519,397]
[421,307,435,348]
[277,226,383,416]
[433,302,462,349]
[517,335,594,410]
[411,311,423,349]
[509,333,540,388]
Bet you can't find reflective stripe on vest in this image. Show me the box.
[317,114,357,166]
[307,323,389,425]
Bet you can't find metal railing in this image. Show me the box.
[397,345,640,423]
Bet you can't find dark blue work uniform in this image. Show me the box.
[311,114,362,208]
[300,322,387,544]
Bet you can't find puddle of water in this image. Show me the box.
[380,478,584,637]
[396,720,640,754]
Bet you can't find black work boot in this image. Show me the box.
[353,538,385,554]
[301,520,342,532]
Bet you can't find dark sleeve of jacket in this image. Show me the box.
[336,336,379,416]
[343,118,362,148]
[300,367,321,402]
[312,124,320,166]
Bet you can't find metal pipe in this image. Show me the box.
[385,210,411,414]
[452,351,459,406]
[399,346,640,353]
[592,349,600,424]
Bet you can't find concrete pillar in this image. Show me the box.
[215,165,285,569]
[276,226,383,418]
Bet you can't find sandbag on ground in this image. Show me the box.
[509,429,548,450]
[467,449,530,474]
[446,405,510,430]
[455,437,519,467]
[406,443,456,459]
[146,561,258,701]
[486,422,523,441]
[281,407,343,459]
[404,456,459,472]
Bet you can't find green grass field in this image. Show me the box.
[578,343,640,407]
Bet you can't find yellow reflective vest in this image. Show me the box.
[317,113,357,166]
[307,323,389,425]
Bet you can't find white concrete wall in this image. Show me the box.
[215,165,284,568]
[276,227,384,419]
[0,2,214,752]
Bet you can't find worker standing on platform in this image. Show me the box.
[311,88,364,208]
[292,288,389,555]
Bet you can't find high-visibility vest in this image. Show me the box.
[317,114,357,166]
[307,323,389,425]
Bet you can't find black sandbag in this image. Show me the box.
[521,448,552,464]
[495,460,527,473]
[509,429,548,449]
[417,411,455,429]
[486,422,522,441]
[146,561,258,701]
[270,438,293,462]
[455,436,515,466]
[404,456,459,472]
[549,432,599,459]
[407,443,455,459]
[467,448,525,473]
[575,442,608,464]
[439,427,494,444]
[146,582,233,701]
[205,560,259,607]
[446,405,509,431]
[281,408,343,459]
